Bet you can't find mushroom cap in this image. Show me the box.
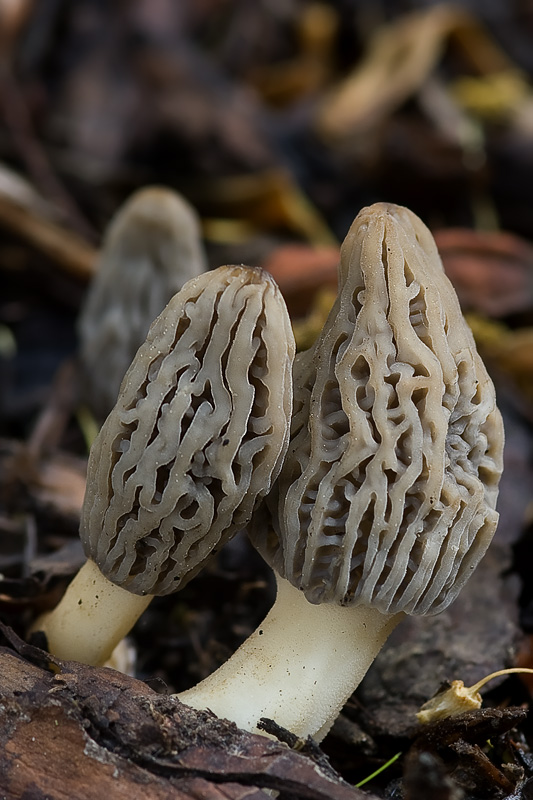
[78,186,207,419]
[81,264,295,596]
[250,203,504,616]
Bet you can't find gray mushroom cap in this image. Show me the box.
[251,203,504,616]
[81,264,295,596]
[78,186,207,419]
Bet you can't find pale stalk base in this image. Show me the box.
[31,559,152,666]
[178,575,402,741]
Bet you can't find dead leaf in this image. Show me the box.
[249,3,338,107]
[435,227,533,318]
[316,6,462,142]
[262,243,339,317]
[198,170,337,246]
[316,5,523,145]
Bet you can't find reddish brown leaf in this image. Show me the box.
[435,227,533,318]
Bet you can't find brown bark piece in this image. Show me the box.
[0,623,377,800]
[2,702,183,800]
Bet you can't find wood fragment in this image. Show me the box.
[0,622,378,800]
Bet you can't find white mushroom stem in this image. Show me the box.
[177,575,403,741]
[31,559,152,666]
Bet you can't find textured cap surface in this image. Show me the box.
[78,186,207,419]
[251,203,504,615]
[81,265,294,595]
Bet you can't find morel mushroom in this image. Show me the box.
[178,203,504,740]
[34,265,295,666]
[78,186,207,420]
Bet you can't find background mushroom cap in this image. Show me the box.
[81,264,295,596]
[77,186,207,420]
[251,202,504,616]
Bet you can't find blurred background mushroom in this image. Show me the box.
[77,186,207,422]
